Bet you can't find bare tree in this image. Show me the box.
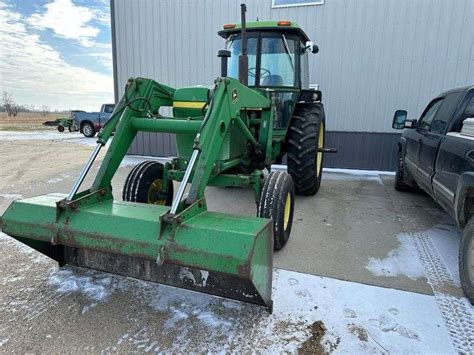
[41,105,50,117]
[1,91,18,116]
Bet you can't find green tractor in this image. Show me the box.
[1,5,333,312]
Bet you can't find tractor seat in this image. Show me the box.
[261,75,284,86]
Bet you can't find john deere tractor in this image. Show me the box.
[1,5,331,312]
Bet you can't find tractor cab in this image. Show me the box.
[218,20,319,130]
[218,21,318,90]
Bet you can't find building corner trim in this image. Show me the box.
[110,0,119,104]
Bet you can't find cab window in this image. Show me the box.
[450,91,474,133]
[418,98,443,131]
[259,36,296,86]
[227,36,258,86]
[104,105,115,113]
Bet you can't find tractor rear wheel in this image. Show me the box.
[122,161,173,205]
[287,103,325,196]
[257,171,295,250]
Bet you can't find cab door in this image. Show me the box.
[434,90,474,208]
[411,98,444,189]
[418,93,462,192]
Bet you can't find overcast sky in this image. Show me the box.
[0,0,113,111]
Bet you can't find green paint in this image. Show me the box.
[1,21,316,311]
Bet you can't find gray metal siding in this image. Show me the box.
[112,0,474,166]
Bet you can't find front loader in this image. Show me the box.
[1,5,333,312]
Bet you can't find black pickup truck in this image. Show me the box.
[392,85,474,303]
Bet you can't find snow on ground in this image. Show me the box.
[0,131,96,147]
[42,265,455,353]
[119,155,171,167]
[364,214,474,352]
[1,232,464,352]
[366,233,426,280]
[0,193,22,199]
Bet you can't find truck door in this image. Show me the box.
[411,97,444,188]
[434,90,474,209]
[100,105,115,126]
[418,92,461,192]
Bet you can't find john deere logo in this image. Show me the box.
[231,89,238,103]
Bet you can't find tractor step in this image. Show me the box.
[1,194,273,311]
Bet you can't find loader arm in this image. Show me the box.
[1,76,275,312]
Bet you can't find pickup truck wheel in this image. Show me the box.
[287,103,325,196]
[394,150,412,191]
[459,217,474,304]
[81,122,96,138]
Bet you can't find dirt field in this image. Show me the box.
[0,112,66,131]
[0,130,472,353]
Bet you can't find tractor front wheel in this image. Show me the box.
[122,161,173,205]
[258,171,295,250]
[287,103,326,196]
[57,125,65,132]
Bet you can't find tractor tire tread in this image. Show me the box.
[287,103,325,196]
[258,171,295,250]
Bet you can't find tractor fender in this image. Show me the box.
[454,172,474,228]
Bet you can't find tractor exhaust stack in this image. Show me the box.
[238,3,248,86]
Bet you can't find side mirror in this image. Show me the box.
[305,41,319,54]
[392,109,407,129]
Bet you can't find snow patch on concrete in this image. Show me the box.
[0,336,9,347]
[0,193,22,199]
[323,168,395,176]
[46,178,63,184]
[119,155,172,167]
[0,131,96,146]
[42,265,456,353]
[271,164,395,176]
[366,233,426,280]
[47,268,112,302]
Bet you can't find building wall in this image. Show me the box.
[111,0,474,170]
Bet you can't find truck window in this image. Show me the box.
[431,92,462,134]
[104,105,115,113]
[465,96,474,116]
[449,91,474,133]
[418,98,443,131]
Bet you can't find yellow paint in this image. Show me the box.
[284,193,291,230]
[148,179,167,205]
[173,101,206,109]
[316,122,324,177]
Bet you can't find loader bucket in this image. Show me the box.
[1,194,273,311]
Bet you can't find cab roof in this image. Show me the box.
[218,21,310,42]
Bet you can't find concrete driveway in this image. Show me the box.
[0,130,472,353]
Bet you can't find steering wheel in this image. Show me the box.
[248,67,271,79]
